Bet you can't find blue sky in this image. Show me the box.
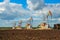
[0,0,60,27]
[0,0,60,8]
[45,0,60,3]
[10,0,27,8]
[0,0,27,8]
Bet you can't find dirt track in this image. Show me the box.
[0,29,60,40]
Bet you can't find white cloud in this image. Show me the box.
[27,0,60,19]
[0,8,5,13]
[27,0,45,10]
[58,18,60,21]
[32,13,40,16]
[0,0,60,27]
[1,0,59,20]
[0,0,33,27]
[33,18,41,20]
[0,19,14,27]
[4,0,10,3]
[0,1,32,20]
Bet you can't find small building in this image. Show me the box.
[12,27,16,29]
[25,24,32,29]
[37,23,51,30]
[16,20,22,29]
[15,26,22,29]
[54,24,60,29]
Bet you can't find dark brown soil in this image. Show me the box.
[0,29,60,40]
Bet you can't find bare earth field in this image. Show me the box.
[0,29,60,40]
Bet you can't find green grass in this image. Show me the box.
[0,27,12,30]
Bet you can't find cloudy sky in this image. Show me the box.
[0,0,60,27]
